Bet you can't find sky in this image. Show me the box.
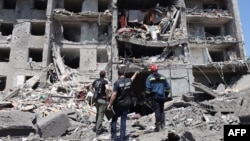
[238,0,250,57]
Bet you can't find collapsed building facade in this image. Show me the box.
[0,0,247,96]
[0,0,249,140]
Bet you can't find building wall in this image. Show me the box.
[0,0,246,95]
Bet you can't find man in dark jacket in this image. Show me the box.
[92,70,111,136]
[107,69,139,141]
[145,64,170,132]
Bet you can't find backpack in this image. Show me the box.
[93,79,104,102]
[114,78,132,108]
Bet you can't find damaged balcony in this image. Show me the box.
[116,5,188,48]
[53,0,112,25]
[185,0,232,25]
[186,9,233,25]
[189,35,237,48]
[117,42,187,69]
[188,25,238,49]
[53,9,112,24]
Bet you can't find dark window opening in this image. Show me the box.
[31,22,46,36]
[118,42,169,59]
[60,48,80,69]
[63,24,81,42]
[28,48,43,62]
[205,27,221,37]
[209,51,224,62]
[0,48,10,62]
[117,0,158,10]
[98,0,109,12]
[64,0,83,13]
[158,0,175,7]
[34,0,47,10]
[0,76,6,91]
[3,0,16,9]
[203,4,218,10]
[97,48,108,63]
[118,42,174,60]
[98,25,110,41]
[0,23,13,36]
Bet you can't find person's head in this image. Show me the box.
[99,70,106,78]
[118,68,126,77]
[149,64,158,72]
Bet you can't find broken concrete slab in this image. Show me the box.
[192,82,218,98]
[0,111,36,137]
[37,112,70,139]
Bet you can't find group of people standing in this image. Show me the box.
[92,64,170,141]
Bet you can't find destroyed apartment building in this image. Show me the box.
[0,0,249,140]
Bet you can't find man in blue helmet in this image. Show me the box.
[145,64,170,132]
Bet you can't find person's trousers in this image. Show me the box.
[111,107,128,141]
[96,99,107,135]
[153,99,165,124]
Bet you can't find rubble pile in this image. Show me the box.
[0,71,250,141]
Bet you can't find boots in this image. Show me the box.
[154,122,162,132]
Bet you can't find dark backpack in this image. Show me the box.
[93,79,104,102]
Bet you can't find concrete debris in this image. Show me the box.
[0,70,249,141]
[37,112,70,139]
[187,8,232,17]
[189,35,236,43]
[116,6,187,46]
[192,82,218,98]
[0,38,248,140]
[0,111,36,137]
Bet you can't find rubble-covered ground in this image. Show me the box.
[0,71,250,141]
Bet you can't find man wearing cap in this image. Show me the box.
[145,64,170,132]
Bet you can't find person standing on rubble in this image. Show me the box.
[107,69,139,141]
[92,70,111,136]
[145,64,170,132]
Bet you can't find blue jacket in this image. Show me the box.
[145,72,170,100]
